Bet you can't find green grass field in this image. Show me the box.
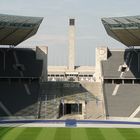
[0,127,140,140]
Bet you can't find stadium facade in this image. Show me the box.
[0,14,140,121]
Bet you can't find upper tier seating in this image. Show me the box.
[102,49,140,79]
[0,48,43,78]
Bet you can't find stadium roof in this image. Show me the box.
[102,15,140,47]
[0,14,43,46]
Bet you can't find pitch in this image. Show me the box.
[0,127,140,140]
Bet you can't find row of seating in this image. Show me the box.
[104,84,140,117]
[0,48,43,77]
[102,49,140,78]
[0,81,39,117]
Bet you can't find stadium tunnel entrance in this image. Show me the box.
[59,103,82,118]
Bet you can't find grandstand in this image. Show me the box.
[102,49,140,79]
[0,14,104,120]
[1,13,140,121]
[1,13,140,140]
[104,83,140,117]
[0,47,44,118]
[0,48,43,77]
[0,14,44,119]
[96,15,140,120]
[100,48,140,119]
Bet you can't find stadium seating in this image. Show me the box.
[101,49,140,118]
[102,49,140,79]
[15,48,43,77]
[0,48,43,118]
[124,49,140,78]
[0,48,43,78]
[102,51,124,78]
[0,81,39,117]
[0,107,7,117]
[104,83,140,117]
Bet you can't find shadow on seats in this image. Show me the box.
[124,49,140,79]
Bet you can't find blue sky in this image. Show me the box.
[0,0,140,65]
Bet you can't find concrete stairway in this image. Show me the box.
[81,82,105,119]
[38,82,102,119]
[80,82,102,99]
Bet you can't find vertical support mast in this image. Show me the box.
[68,18,75,70]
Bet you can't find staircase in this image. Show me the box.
[81,82,105,119]
[80,82,102,99]
[38,82,101,119]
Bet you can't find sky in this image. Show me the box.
[0,0,140,66]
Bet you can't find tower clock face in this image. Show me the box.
[99,49,105,55]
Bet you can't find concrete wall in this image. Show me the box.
[36,46,48,82]
[95,47,108,82]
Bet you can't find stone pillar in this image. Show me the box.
[95,47,108,82]
[36,46,48,82]
[68,19,75,71]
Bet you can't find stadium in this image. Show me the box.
[0,14,140,139]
